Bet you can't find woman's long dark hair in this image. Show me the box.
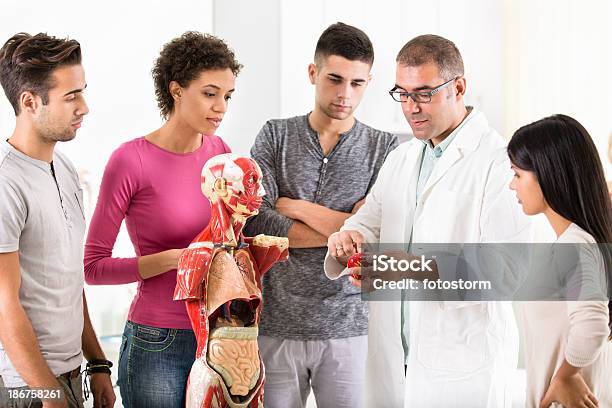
[508,114,612,336]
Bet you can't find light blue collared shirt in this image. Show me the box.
[401,107,472,364]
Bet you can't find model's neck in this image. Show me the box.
[308,108,355,138]
[230,214,247,241]
[210,200,248,247]
[8,123,55,163]
[220,214,247,247]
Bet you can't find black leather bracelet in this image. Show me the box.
[86,359,113,375]
[88,366,112,375]
[82,360,112,402]
[87,359,113,368]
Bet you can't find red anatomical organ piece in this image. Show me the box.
[347,253,363,281]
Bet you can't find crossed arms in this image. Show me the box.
[275,197,364,248]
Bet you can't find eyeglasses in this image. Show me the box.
[388,76,459,103]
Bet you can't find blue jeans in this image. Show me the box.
[117,321,196,408]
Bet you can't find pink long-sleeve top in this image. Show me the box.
[84,135,231,329]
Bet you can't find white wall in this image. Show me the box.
[504,0,612,178]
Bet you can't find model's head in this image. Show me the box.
[392,34,466,143]
[508,114,612,243]
[152,32,242,135]
[201,153,265,217]
[0,32,88,142]
[309,22,374,121]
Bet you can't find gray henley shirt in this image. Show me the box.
[245,114,398,340]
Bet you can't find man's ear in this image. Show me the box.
[20,91,40,114]
[213,177,228,197]
[455,76,467,98]
[308,63,317,85]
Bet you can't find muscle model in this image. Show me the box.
[174,153,288,408]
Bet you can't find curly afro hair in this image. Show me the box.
[152,31,242,119]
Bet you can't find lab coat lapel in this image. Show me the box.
[401,142,424,243]
[420,110,485,199]
[420,144,462,198]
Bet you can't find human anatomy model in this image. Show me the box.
[174,153,289,408]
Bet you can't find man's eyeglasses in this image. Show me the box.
[388,76,459,103]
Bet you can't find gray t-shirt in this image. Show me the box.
[0,140,85,387]
[245,114,398,340]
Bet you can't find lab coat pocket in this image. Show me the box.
[416,303,490,373]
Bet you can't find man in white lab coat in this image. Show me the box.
[325,34,531,407]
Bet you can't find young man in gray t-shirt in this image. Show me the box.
[0,33,114,408]
[245,23,398,408]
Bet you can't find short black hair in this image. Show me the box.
[396,34,464,80]
[0,32,82,115]
[314,22,374,66]
[152,31,242,119]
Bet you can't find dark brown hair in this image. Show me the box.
[0,32,81,115]
[152,31,242,120]
[508,114,612,335]
[314,22,374,66]
[396,34,464,80]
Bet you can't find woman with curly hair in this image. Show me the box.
[83,32,241,407]
[508,114,612,408]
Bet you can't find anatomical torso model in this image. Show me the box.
[174,153,288,408]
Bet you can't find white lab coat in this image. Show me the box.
[325,108,532,407]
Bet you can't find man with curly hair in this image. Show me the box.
[245,22,398,408]
[0,33,115,408]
